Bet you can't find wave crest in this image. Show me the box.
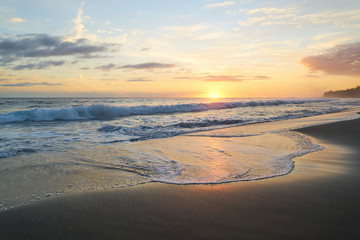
[0,99,331,124]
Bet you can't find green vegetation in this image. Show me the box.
[324,86,360,98]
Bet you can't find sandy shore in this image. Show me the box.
[1,118,360,239]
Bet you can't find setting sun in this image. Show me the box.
[210,93,218,99]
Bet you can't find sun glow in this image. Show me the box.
[210,93,218,99]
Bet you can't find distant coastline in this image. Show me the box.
[324,86,360,98]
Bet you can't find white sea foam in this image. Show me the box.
[0,97,359,212]
[0,99,332,124]
[146,131,324,184]
[96,106,343,142]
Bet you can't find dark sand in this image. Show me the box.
[1,119,360,239]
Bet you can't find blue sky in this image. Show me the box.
[1,0,360,97]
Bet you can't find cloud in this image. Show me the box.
[204,1,236,8]
[199,75,247,82]
[195,75,272,82]
[0,34,114,59]
[9,17,26,23]
[238,7,299,26]
[120,62,175,70]
[95,63,119,71]
[111,28,123,32]
[301,9,360,26]
[127,78,153,82]
[0,56,17,65]
[247,7,296,15]
[162,24,209,33]
[95,62,176,71]
[239,8,360,27]
[73,2,86,39]
[302,74,321,78]
[0,34,118,68]
[254,75,272,79]
[12,60,65,70]
[301,42,360,77]
[0,82,62,87]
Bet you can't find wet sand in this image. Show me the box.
[1,119,360,239]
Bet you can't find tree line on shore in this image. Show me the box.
[323,85,360,98]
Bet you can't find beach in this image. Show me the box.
[1,0,360,238]
[1,116,359,239]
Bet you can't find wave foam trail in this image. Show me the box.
[0,99,332,124]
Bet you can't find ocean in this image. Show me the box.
[1,97,359,210]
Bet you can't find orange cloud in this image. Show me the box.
[301,42,360,77]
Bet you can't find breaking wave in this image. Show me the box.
[0,99,332,124]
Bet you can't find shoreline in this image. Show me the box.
[1,115,360,239]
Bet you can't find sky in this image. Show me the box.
[0,0,359,98]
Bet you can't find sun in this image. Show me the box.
[210,93,218,99]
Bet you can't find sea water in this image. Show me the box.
[0,97,359,210]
